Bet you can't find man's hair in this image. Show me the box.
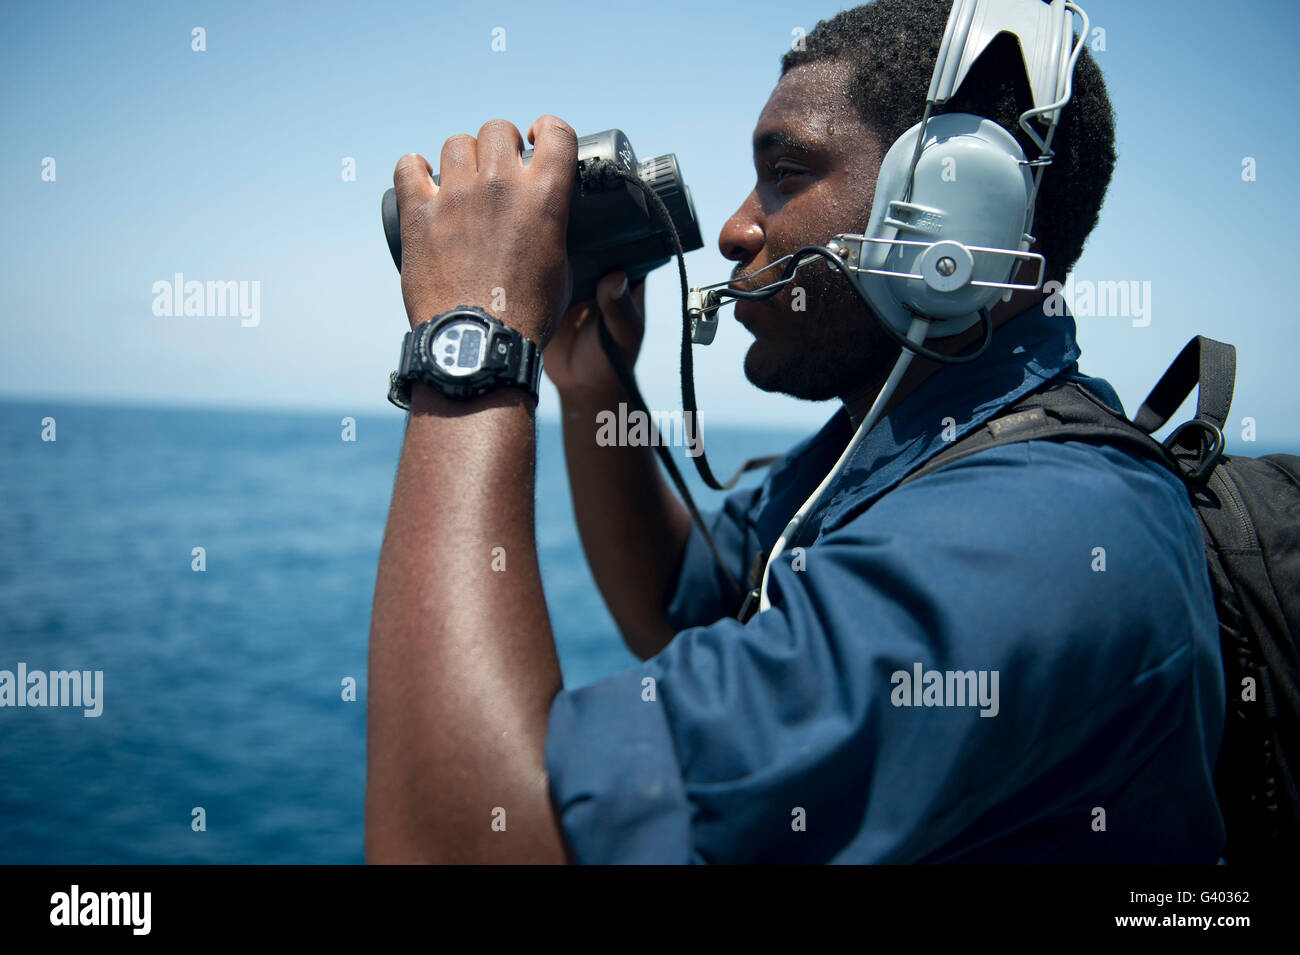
[781,0,1116,284]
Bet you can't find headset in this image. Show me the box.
[681,0,1093,614]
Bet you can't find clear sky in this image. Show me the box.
[2,0,1297,448]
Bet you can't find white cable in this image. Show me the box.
[756,315,932,613]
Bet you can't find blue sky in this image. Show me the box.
[2,0,1297,447]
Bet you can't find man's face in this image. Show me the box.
[719,58,887,401]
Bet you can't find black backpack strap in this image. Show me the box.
[898,380,1178,492]
[1133,336,1236,434]
[1132,337,1237,485]
[900,337,1240,492]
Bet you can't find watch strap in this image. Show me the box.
[514,335,543,395]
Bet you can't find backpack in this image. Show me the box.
[897,336,1300,864]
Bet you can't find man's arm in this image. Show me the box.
[366,385,567,863]
[365,116,579,863]
[544,277,694,660]
[560,386,693,660]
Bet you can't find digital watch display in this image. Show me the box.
[387,306,542,409]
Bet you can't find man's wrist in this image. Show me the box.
[408,380,538,418]
[558,383,625,421]
[405,299,548,344]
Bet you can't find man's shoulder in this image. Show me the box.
[827,436,1214,648]
[858,436,1200,562]
[864,365,1186,530]
[897,433,1184,503]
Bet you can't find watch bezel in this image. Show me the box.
[388,305,540,411]
[407,307,517,400]
[418,310,497,384]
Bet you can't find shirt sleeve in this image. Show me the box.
[662,483,760,632]
[545,440,1224,863]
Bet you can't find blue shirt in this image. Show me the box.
[545,302,1226,863]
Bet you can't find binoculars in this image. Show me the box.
[381,129,704,304]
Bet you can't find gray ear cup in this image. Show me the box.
[855,112,1035,338]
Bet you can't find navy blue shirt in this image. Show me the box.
[545,302,1226,863]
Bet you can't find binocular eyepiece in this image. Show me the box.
[381,129,704,305]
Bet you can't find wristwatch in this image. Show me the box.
[387,306,543,410]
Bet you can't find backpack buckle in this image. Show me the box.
[1163,418,1225,484]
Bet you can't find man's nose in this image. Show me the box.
[718,195,764,263]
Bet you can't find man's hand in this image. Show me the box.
[392,115,578,345]
[544,271,647,401]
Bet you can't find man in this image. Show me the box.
[366,0,1225,863]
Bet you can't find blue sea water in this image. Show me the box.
[0,399,803,863]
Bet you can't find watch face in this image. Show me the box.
[428,318,487,377]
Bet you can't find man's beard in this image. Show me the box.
[740,257,889,402]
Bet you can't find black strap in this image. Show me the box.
[1133,336,1236,434]
[604,165,780,490]
[579,160,782,610]
[595,314,746,605]
[897,380,1181,492]
[514,336,543,394]
[899,336,1241,494]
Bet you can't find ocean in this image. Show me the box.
[0,399,803,863]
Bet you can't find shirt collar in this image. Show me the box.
[766,300,1087,539]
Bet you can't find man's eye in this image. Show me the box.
[770,162,805,183]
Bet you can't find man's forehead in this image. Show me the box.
[754,61,859,150]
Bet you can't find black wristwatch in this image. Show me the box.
[387,306,543,410]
